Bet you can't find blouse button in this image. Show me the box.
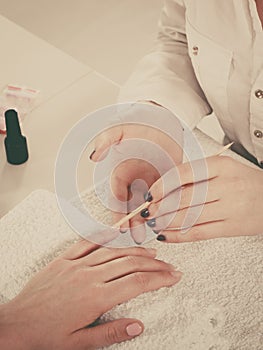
[255,89,263,99]
[254,130,263,138]
[192,46,199,55]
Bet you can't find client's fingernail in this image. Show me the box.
[144,191,153,202]
[126,323,143,337]
[89,150,96,160]
[170,271,183,279]
[141,208,150,218]
[146,218,156,228]
[156,234,166,241]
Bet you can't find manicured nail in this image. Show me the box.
[156,234,166,241]
[126,323,143,336]
[170,271,183,279]
[144,191,153,202]
[153,230,160,234]
[146,218,156,228]
[141,208,150,218]
[89,150,96,160]
[88,317,101,328]
[135,241,142,245]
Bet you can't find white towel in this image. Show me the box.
[0,130,262,349]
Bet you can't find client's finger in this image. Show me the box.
[130,218,147,245]
[97,255,176,283]
[77,246,157,266]
[110,174,129,232]
[106,270,182,308]
[74,318,144,349]
[61,239,101,260]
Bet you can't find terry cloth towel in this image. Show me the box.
[0,130,262,349]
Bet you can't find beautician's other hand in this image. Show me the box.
[90,103,183,244]
[144,156,263,242]
[0,240,182,350]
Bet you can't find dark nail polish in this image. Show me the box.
[153,230,160,234]
[144,191,153,202]
[156,234,166,241]
[146,218,156,228]
[88,317,101,328]
[141,208,150,218]
[89,150,96,160]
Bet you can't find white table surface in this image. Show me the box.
[0,15,120,217]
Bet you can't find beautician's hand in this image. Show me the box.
[143,156,263,242]
[90,103,183,244]
[0,240,182,350]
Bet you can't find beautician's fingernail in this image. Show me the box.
[156,234,166,241]
[146,218,156,228]
[170,271,183,279]
[141,208,150,218]
[126,323,143,336]
[89,150,96,160]
[144,191,153,202]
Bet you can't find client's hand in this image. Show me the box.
[0,240,182,350]
[143,156,263,242]
[90,103,183,244]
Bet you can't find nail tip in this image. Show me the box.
[140,208,150,218]
[170,271,183,280]
[146,218,156,228]
[156,234,166,241]
[144,191,153,202]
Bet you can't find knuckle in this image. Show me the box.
[133,272,149,292]
[46,258,64,272]
[105,325,122,343]
[125,255,139,269]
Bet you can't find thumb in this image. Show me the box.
[90,126,123,162]
[76,318,144,349]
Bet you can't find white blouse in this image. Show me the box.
[119,0,263,166]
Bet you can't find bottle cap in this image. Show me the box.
[4,109,29,165]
